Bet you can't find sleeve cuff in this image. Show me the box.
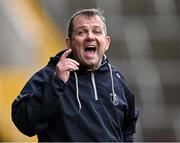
[50,74,67,91]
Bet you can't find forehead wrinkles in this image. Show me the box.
[73,15,106,32]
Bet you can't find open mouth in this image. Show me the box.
[84,45,96,58]
[85,45,96,53]
[85,45,96,58]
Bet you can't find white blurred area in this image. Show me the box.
[0,0,179,141]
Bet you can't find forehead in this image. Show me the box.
[73,14,104,29]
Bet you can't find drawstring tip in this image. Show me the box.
[78,107,81,112]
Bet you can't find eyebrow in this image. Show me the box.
[74,26,103,32]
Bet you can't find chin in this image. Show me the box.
[83,59,100,69]
[87,63,99,70]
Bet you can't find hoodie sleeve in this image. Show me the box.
[11,67,66,137]
[121,80,139,142]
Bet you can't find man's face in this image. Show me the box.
[66,14,111,70]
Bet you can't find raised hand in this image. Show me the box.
[55,49,79,83]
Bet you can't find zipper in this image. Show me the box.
[91,72,98,100]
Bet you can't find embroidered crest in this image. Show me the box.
[110,93,119,106]
[116,73,121,79]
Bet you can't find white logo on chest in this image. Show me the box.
[110,93,119,106]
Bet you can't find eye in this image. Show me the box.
[77,31,84,35]
[76,29,86,36]
[93,29,102,35]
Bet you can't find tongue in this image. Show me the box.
[85,50,95,58]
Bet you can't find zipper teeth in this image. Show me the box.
[91,72,98,100]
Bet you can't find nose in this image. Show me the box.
[86,31,95,41]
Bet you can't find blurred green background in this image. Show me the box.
[0,0,179,141]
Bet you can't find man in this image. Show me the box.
[12,8,138,142]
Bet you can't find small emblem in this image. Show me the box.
[116,73,121,79]
[110,93,119,106]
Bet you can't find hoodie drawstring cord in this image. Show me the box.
[108,64,116,96]
[74,72,82,111]
[73,64,117,110]
[108,64,120,105]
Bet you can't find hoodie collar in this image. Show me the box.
[48,49,109,72]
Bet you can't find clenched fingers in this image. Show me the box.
[57,59,79,72]
[55,49,80,82]
[56,49,80,72]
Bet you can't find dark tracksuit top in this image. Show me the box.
[11,50,138,142]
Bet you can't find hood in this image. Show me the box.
[47,50,66,66]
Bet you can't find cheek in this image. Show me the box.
[74,37,84,44]
[100,40,108,51]
[72,45,83,58]
[71,40,82,50]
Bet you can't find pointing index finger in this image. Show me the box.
[61,49,72,61]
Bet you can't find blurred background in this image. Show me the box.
[0,0,179,142]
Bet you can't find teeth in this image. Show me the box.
[85,45,96,52]
[86,45,95,48]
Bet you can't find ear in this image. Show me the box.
[66,37,71,49]
[105,36,111,51]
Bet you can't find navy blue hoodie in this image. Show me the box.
[12,50,138,142]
